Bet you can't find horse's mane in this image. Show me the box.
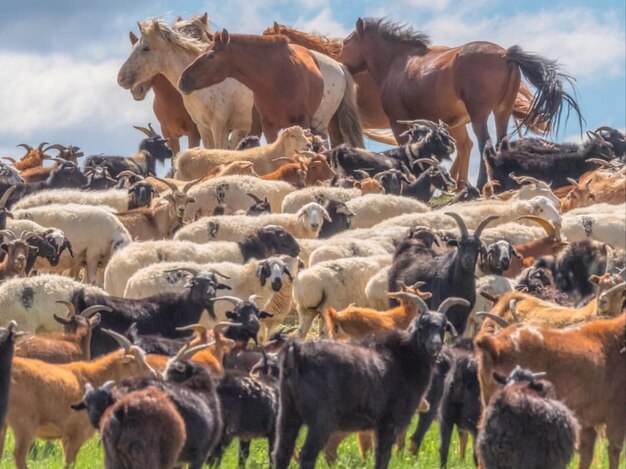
[214,32,290,48]
[263,23,343,59]
[363,17,431,52]
[172,14,213,42]
[140,19,206,54]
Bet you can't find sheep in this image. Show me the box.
[281,186,360,213]
[0,333,157,469]
[293,255,392,337]
[13,204,131,284]
[465,275,516,336]
[273,297,466,469]
[104,225,300,296]
[561,208,626,249]
[175,202,331,243]
[0,230,33,281]
[478,239,522,276]
[175,126,312,179]
[71,269,231,357]
[99,386,186,469]
[0,321,18,429]
[373,196,561,232]
[388,213,498,335]
[477,367,578,469]
[473,314,625,469]
[309,239,391,267]
[184,176,295,220]
[0,274,107,333]
[13,301,108,363]
[122,257,295,326]
[344,194,430,229]
[13,188,132,212]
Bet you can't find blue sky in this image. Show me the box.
[0,0,624,180]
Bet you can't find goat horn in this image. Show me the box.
[531,372,547,379]
[207,269,230,280]
[165,267,199,276]
[247,193,263,204]
[0,230,16,241]
[438,297,470,316]
[388,291,422,303]
[173,342,212,363]
[2,157,16,163]
[80,305,113,317]
[16,143,33,152]
[509,300,520,322]
[117,170,142,179]
[210,296,243,306]
[49,157,67,164]
[412,281,426,289]
[154,177,179,193]
[604,245,614,275]
[55,300,76,316]
[474,312,511,328]
[474,215,500,238]
[101,328,133,350]
[6,320,18,332]
[248,294,263,304]
[212,321,242,335]
[479,290,498,303]
[176,323,207,336]
[183,177,204,193]
[586,158,613,168]
[102,380,116,391]
[295,150,317,158]
[414,158,437,167]
[0,186,17,208]
[566,177,579,187]
[36,142,49,152]
[147,123,158,137]
[272,157,297,163]
[444,212,469,237]
[600,281,626,299]
[133,125,153,138]
[43,144,67,154]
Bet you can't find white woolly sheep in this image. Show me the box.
[281,187,361,213]
[13,204,131,284]
[308,239,392,266]
[465,274,516,337]
[561,209,626,249]
[292,255,392,337]
[364,266,392,311]
[0,274,107,333]
[344,194,430,229]
[175,202,331,243]
[13,189,130,212]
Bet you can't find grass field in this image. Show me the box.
[1,418,622,468]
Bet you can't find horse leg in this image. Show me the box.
[211,124,230,150]
[469,117,491,189]
[261,121,280,144]
[199,127,215,149]
[448,125,473,186]
[187,127,201,149]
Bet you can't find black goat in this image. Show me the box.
[446,184,481,205]
[0,187,15,230]
[210,295,273,346]
[0,320,18,428]
[409,339,481,468]
[122,323,189,356]
[235,135,261,151]
[596,126,626,159]
[273,297,465,469]
[388,213,498,334]
[479,240,521,276]
[246,193,271,216]
[237,225,300,261]
[84,125,172,178]
[20,229,73,274]
[71,270,231,357]
[318,199,353,238]
[83,164,118,190]
[403,161,456,202]
[484,131,615,190]
[477,366,579,469]
[373,169,411,195]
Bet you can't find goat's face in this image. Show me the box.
[225,301,273,342]
[49,161,88,187]
[140,136,173,163]
[70,383,116,428]
[256,225,300,257]
[374,169,410,195]
[1,240,32,273]
[42,228,73,265]
[432,167,457,192]
[412,311,449,358]
[525,196,561,226]
[256,256,293,292]
[297,202,331,234]
[166,189,196,219]
[279,126,312,155]
[561,185,593,212]
[128,181,156,208]
[185,271,231,307]
[457,236,482,271]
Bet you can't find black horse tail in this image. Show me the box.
[506,45,584,135]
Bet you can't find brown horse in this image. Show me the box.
[128,32,200,154]
[179,31,324,143]
[340,18,583,187]
[263,23,391,138]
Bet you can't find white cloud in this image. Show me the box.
[400,0,450,12]
[294,7,350,37]
[0,51,152,137]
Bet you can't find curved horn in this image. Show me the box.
[101,328,133,350]
[16,143,33,152]
[80,305,113,317]
[183,177,204,193]
[212,321,242,336]
[176,323,208,336]
[2,157,16,163]
[438,297,470,315]
[36,142,49,152]
[173,342,212,363]
[587,158,613,168]
[154,177,179,193]
[474,312,511,328]
[209,296,243,306]
[353,169,371,179]
[147,123,157,137]
[6,320,18,332]
[54,300,76,316]
[444,212,469,237]
[0,186,17,208]
[604,245,613,275]
[165,267,200,276]
[566,177,579,187]
[248,294,263,305]
[515,215,557,238]
[43,144,67,154]
[509,300,520,322]
[247,193,263,204]
[600,281,626,299]
[0,230,16,241]
[117,170,142,179]
[210,269,231,280]
[388,292,429,312]
[133,125,153,138]
[414,158,438,168]
[474,215,500,238]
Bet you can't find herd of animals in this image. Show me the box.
[0,11,624,469]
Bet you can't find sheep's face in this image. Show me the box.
[128,181,156,209]
[482,240,520,274]
[280,127,312,155]
[256,225,300,258]
[297,202,331,234]
[42,228,73,266]
[526,196,561,227]
[256,257,293,292]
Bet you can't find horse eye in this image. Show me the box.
[142,46,150,52]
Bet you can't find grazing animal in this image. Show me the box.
[340,17,582,187]
[0,321,18,428]
[477,367,579,469]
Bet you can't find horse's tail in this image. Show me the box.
[506,45,584,135]
[512,83,548,135]
[335,64,365,148]
[363,129,398,146]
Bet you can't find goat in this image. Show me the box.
[477,367,579,469]
[0,321,18,428]
[2,142,50,171]
[273,297,466,469]
[0,230,34,280]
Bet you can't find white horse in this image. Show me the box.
[118,19,253,149]
[173,15,364,148]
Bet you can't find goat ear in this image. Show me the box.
[446,239,458,247]
[217,283,232,290]
[589,275,601,285]
[0,244,8,253]
[493,372,507,385]
[259,311,273,318]
[129,31,139,45]
[225,311,236,320]
[70,402,87,411]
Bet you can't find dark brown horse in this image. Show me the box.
[178,31,324,143]
[340,18,583,187]
[128,32,200,154]
[263,22,392,140]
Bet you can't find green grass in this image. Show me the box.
[1,418,622,468]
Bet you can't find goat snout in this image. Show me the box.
[425,336,442,357]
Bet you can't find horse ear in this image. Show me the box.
[356,18,365,36]
[137,21,144,34]
[176,16,183,22]
[129,31,139,45]
[200,12,208,24]
[273,21,279,31]
[221,29,230,44]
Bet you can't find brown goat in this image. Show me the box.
[474,314,625,469]
[14,301,110,363]
[354,177,385,194]
[19,145,84,183]
[2,142,49,171]
[0,230,35,280]
[561,172,626,212]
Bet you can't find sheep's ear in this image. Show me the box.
[493,372,507,385]
[511,246,523,260]
[256,265,267,286]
